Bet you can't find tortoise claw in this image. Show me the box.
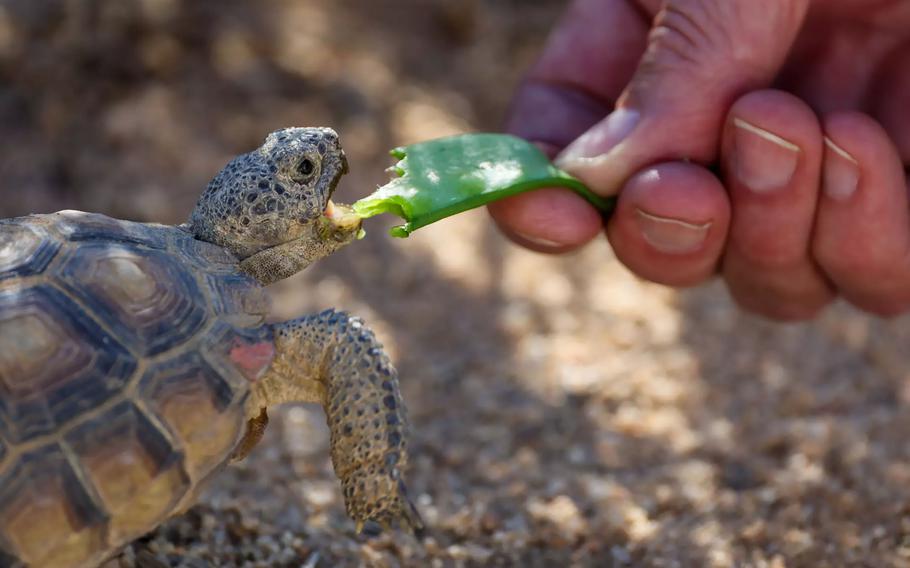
[354,494,425,539]
[402,496,426,537]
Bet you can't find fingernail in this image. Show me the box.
[513,230,565,248]
[822,137,860,200]
[556,109,640,167]
[732,118,800,193]
[635,209,711,254]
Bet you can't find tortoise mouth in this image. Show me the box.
[323,200,361,231]
[316,150,347,213]
[238,156,357,259]
[318,151,356,223]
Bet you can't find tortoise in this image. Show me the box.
[0,127,423,568]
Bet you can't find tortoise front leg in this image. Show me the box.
[249,309,423,533]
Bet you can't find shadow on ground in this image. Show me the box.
[1,1,908,566]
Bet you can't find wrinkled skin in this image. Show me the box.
[0,128,420,568]
[189,127,360,285]
[492,0,910,320]
[191,127,423,536]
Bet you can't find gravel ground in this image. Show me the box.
[2,1,909,566]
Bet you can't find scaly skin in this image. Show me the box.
[246,310,423,533]
[188,127,422,535]
[0,127,417,568]
[239,204,363,285]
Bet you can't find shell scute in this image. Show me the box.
[65,401,190,545]
[139,351,246,481]
[57,242,209,357]
[205,273,271,328]
[52,211,167,249]
[0,221,60,280]
[0,210,271,565]
[0,445,107,567]
[0,285,137,443]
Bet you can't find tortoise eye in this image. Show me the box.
[295,158,316,180]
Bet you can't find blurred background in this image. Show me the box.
[1,0,908,566]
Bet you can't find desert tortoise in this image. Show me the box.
[0,127,422,568]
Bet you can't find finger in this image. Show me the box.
[492,0,648,249]
[813,112,910,316]
[607,161,730,287]
[872,42,910,163]
[557,0,811,195]
[488,188,603,253]
[505,0,649,148]
[719,89,834,320]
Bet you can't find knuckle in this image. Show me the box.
[634,263,717,288]
[816,247,910,318]
[814,244,903,290]
[644,0,793,87]
[648,1,737,72]
[813,239,874,276]
[763,300,829,322]
[730,241,806,273]
[655,2,720,48]
[730,289,830,322]
[723,261,834,321]
[847,294,910,319]
[742,251,802,273]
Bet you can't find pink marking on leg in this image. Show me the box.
[229,339,275,382]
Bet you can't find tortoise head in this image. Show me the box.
[188,127,361,261]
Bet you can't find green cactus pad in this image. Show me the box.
[352,133,615,238]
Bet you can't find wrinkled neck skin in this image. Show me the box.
[237,213,360,285]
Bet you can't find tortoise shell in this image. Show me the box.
[0,210,274,567]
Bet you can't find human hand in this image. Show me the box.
[489,0,910,319]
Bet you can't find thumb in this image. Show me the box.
[556,0,810,194]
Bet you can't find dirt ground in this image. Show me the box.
[2,1,909,566]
